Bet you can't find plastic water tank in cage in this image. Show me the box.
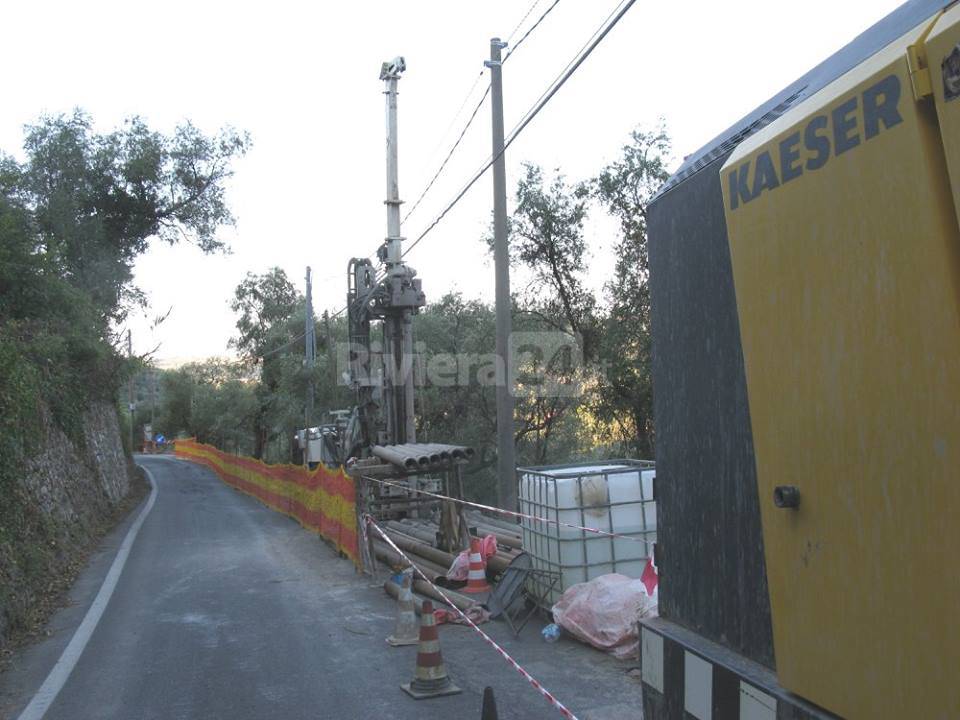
[518,460,655,605]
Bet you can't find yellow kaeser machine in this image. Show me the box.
[724,7,960,718]
[641,1,960,718]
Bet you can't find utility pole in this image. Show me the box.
[323,310,334,392]
[305,266,316,431]
[486,37,517,511]
[127,330,135,454]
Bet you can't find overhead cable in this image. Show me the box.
[401,0,563,226]
[402,0,638,259]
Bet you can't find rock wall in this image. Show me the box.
[20,402,130,527]
[0,401,132,650]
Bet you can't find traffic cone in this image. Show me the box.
[401,600,462,699]
[463,537,490,593]
[387,569,419,646]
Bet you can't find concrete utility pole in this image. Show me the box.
[486,38,517,511]
[127,330,135,454]
[323,310,334,390]
[305,266,316,430]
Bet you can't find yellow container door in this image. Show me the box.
[722,13,960,719]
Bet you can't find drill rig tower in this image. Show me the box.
[345,56,425,459]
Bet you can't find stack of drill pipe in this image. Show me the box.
[384,529,458,568]
[404,443,475,462]
[371,443,476,472]
[373,443,476,471]
[472,518,520,535]
[376,551,475,611]
[486,551,513,575]
[384,578,428,615]
[385,520,515,576]
[413,578,479,611]
[386,520,438,545]
[371,540,449,580]
[390,520,508,570]
[374,443,434,469]
[470,525,522,550]
[382,577,477,615]
[371,445,420,470]
[468,511,523,536]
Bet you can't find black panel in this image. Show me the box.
[648,157,774,667]
[713,663,740,720]
[664,634,686,719]
[642,685,667,720]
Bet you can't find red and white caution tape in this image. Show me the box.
[366,516,579,720]
[363,475,654,547]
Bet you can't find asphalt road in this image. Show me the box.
[1,456,642,720]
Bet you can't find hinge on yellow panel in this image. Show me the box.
[906,12,945,100]
[907,41,934,99]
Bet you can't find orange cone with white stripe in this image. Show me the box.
[401,600,462,699]
[463,537,490,594]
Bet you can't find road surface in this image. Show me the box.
[1,456,642,720]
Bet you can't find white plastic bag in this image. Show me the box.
[551,573,658,659]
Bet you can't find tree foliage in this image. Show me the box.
[494,163,598,357]
[1,110,249,326]
[150,125,671,494]
[591,125,670,457]
[0,109,247,456]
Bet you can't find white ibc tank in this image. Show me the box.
[518,461,655,605]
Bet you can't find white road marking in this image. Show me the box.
[16,463,159,720]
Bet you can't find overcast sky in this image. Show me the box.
[3,0,905,364]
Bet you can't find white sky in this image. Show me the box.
[3,0,904,364]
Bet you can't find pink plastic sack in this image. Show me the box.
[445,534,498,581]
[552,573,658,659]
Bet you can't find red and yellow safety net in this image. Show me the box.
[174,439,358,566]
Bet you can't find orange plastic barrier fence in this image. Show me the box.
[174,439,358,566]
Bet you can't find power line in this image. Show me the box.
[401,0,563,227]
[413,70,486,183]
[401,85,491,224]
[505,0,626,147]
[260,330,307,358]
[402,0,637,260]
[506,0,544,44]
[503,0,561,61]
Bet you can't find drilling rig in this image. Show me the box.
[337,58,474,543]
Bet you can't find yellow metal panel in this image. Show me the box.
[926,3,960,226]
[722,15,960,720]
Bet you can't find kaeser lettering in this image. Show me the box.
[728,74,903,210]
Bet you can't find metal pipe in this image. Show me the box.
[372,540,448,578]
[413,579,475,612]
[371,445,418,470]
[385,530,456,568]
